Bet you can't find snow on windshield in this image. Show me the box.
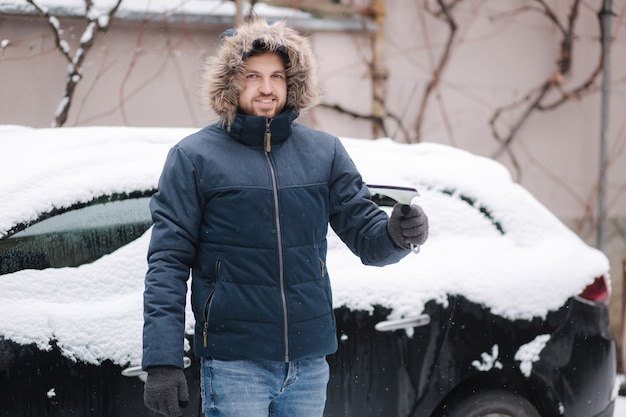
[0,125,609,366]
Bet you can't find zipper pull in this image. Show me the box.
[203,322,208,347]
[265,119,271,153]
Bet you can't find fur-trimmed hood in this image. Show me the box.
[201,18,321,129]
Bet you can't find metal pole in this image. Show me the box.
[597,0,612,251]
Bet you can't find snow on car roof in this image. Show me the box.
[0,125,609,366]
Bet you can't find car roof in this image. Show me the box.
[0,125,194,237]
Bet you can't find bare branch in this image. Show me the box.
[412,0,458,143]
[490,80,552,159]
[26,0,74,67]
[533,0,568,34]
[318,101,410,140]
[29,0,122,127]
[538,0,606,110]
[319,102,388,136]
[487,0,609,158]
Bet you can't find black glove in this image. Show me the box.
[144,366,189,417]
[387,203,429,250]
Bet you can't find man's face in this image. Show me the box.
[238,52,287,118]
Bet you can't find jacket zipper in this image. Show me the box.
[263,118,289,362]
[202,259,221,348]
[265,119,272,153]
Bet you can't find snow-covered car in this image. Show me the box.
[0,125,617,417]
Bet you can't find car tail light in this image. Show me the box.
[579,275,610,304]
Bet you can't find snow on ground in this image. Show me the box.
[0,125,610,367]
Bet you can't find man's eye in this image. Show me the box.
[272,74,284,79]
[246,74,258,79]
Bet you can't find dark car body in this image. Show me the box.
[0,295,615,417]
[0,126,617,417]
[327,296,615,417]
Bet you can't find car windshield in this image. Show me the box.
[0,197,152,275]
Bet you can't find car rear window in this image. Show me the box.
[0,197,152,275]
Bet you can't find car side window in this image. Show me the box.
[0,197,152,275]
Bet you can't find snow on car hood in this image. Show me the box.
[0,125,609,366]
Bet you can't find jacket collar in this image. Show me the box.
[227,109,298,148]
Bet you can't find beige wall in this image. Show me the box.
[0,16,223,127]
[1,0,626,365]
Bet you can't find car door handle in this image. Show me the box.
[121,356,192,382]
[374,314,431,332]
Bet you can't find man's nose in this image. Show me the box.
[259,77,272,94]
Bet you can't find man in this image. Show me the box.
[142,18,428,417]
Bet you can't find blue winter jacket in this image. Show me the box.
[142,109,409,369]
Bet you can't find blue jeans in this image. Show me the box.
[200,356,329,417]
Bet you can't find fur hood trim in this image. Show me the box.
[201,18,321,129]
